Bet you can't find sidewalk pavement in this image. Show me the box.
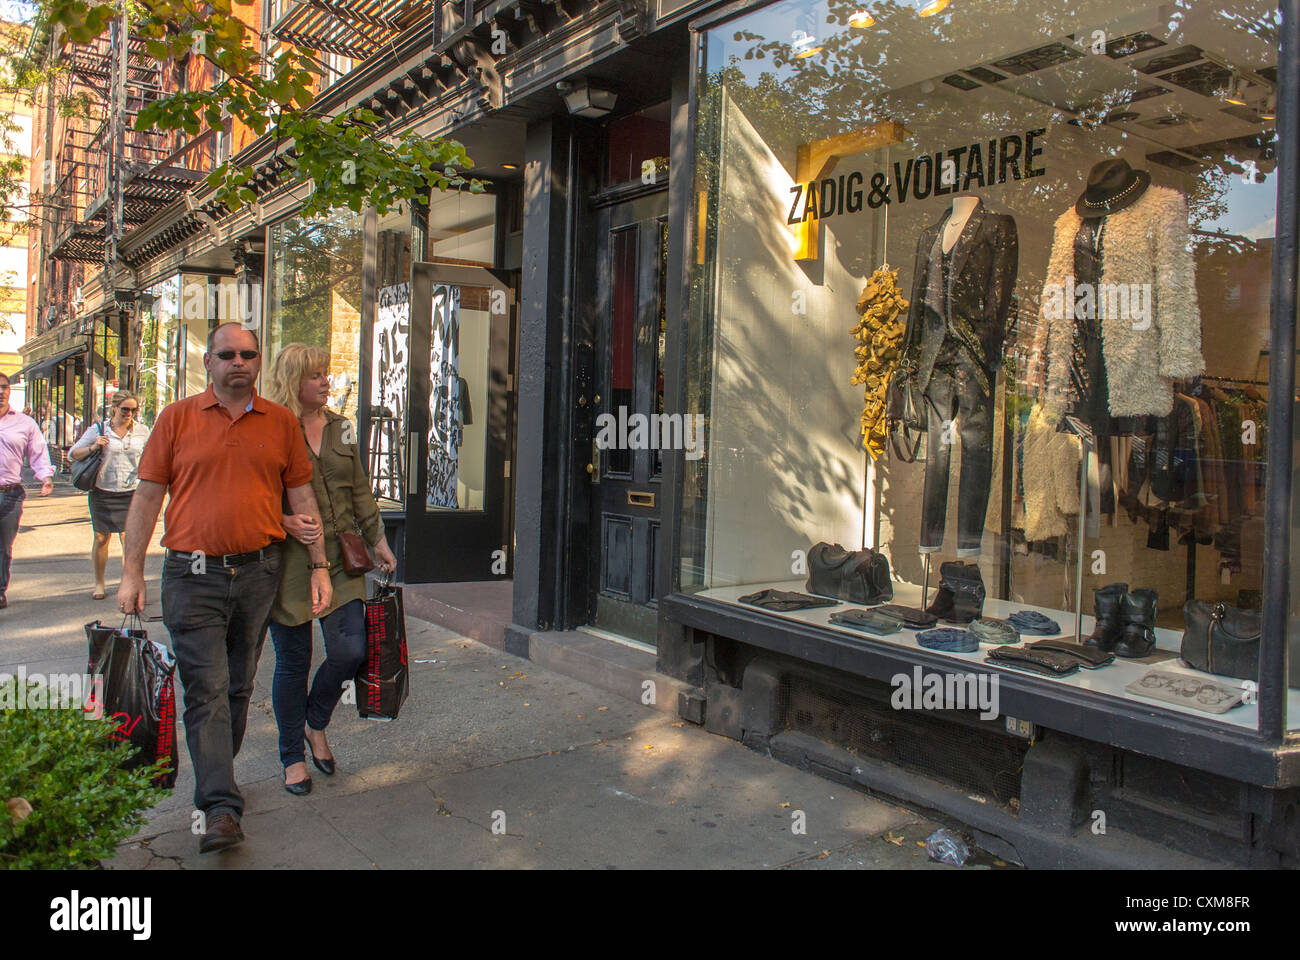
[3,487,1007,870]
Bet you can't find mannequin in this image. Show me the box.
[942,195,980,254]
[902,196,1019,557]
[1034,158,1202,421]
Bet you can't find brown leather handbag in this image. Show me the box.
[323,482,374,577]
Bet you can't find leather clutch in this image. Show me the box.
[829,609,903,636]
[986,645,1079,677]
[1026,638,1115,669]
[874,604,937,629]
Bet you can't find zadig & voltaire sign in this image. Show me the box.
[786,128,1046,224]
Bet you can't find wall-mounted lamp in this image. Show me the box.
[557,79,618,118]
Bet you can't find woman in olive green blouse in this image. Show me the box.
[267,343,398,796]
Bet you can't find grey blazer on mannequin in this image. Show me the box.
[902,201,1019,398]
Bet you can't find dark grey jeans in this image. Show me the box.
[921,365,994,555]
[0,485,23,596]
[161,546,283,820]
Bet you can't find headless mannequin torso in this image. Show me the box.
[942,195,980,253]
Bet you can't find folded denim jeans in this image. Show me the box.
[1006,610,1061,636]
[915,628,979,653]
[970,617,1020,646]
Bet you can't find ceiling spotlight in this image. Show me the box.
[1259,93,1276,121]
[502,163,519,170]
[1222,75,1248,107]
[849,9,875,27]
[791,29,822,59]
[558,78,617,118]
[915,0,950,15]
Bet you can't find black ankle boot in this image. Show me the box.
[1084,583,1129,651]
[1115,588,1158,658]
[926,561,984,624]
[924,572,955,622]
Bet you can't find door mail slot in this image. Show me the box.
[627,491,655,508]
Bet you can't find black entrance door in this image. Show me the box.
[586,192,669,644]
[404,263,516,582]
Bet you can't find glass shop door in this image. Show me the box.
[403,263,516,582]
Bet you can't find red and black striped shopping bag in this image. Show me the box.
[355,577,410,720]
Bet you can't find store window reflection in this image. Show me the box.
[266,209,365,425]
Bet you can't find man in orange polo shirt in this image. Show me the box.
[119,322,332,854]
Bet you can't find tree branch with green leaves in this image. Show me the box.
[41,0,482,222]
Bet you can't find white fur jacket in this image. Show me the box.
[1023,403,1081,541]
[1027,185,1204,417]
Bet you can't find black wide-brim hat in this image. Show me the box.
[1075,158,1152,218]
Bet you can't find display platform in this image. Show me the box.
[695,578,1300,731]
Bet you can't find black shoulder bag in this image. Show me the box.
[885,366,926,464]
[72,421,106,492]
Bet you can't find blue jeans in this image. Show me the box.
[0,485,25,595]
[269,600,366,769]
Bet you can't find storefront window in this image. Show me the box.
[266,209,365,424]
[427,189,495,265]
[687,0,1290,729]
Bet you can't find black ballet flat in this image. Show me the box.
[283,774,312,796]
[306,735,335,776]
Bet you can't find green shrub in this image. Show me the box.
[0,677,171,869]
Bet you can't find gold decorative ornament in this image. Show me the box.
[851,265,909,459]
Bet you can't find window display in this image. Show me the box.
[684,0,1293,729]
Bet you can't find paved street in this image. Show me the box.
[3,485,1004,870]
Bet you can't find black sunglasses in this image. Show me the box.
[117,406,138,413]
[214,350,260,361]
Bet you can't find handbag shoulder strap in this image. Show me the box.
[312,418,363,536]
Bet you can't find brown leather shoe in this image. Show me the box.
[198,813,244,854]
[0,595,7,609]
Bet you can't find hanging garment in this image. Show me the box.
[851,266,909,459]
[1029,185,1204,417]
[1022,402,1082,541]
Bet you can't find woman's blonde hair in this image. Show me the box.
[267,342,331,417]
[110,390,138,411]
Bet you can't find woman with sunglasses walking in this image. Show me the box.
[69,390,150,599]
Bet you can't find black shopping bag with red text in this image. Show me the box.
[355,577,409,720]
[85,619,179,789]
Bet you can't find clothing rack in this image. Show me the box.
[1196,374,1269,387]
[1175,376,1268,604]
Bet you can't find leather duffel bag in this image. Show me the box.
[806,541,893,605]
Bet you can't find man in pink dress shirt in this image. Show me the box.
[0,372,55,609]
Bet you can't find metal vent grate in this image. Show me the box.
[777,674,1028,807]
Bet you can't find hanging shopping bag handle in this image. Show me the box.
[116,611,144,635]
